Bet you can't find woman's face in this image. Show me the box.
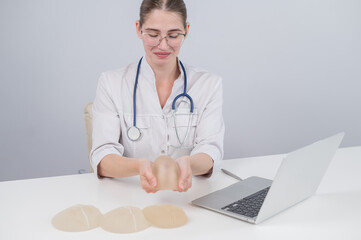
[136,9,189,67]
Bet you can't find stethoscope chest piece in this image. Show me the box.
[127,126,141,141]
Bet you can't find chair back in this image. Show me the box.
[84,102,94,173]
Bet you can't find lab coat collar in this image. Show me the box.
[140,56,155,81]
[140,56,185,84]
[176,57,185,84]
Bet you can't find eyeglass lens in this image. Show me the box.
[143,32,185,47]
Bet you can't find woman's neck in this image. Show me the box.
[146,56,180,82]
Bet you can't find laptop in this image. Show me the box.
[191,132,345,224]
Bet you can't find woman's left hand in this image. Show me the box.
[175,156,192,192]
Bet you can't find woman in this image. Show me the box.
[91,0,224,193]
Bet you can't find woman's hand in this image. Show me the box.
[138,158,158,193]
[175,156,193,192]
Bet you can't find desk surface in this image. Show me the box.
[1,146,361,240]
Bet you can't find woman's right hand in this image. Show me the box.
[138,158,158,193]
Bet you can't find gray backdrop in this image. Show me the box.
[1,0,360,181]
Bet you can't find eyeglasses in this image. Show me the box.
[141,30,186,47]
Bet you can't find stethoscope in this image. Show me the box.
[127,57,194,148]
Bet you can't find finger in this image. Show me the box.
[140,175,154,192]
[178,179,185,191]
[182,175,193,192]
[141,182,152,193]
[179,171,192,190]
[141,173,159,194]
[178,181,189,192]
[178,177,188,191]
[145,170,157,188]
[142,184,154,193]
[178,172,187,191]
[181,181,189,192]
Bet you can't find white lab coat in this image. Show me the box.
[90,57,225,176]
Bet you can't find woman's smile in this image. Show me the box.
[154,51,171,59]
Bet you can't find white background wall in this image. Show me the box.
[0,0,360,181]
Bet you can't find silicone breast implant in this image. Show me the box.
[143,204,188,228]
[52,205,102,232]
[100,206,151,233]
[152,155,180,191]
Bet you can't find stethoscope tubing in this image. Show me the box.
[133,57,143,127]
[130,57,194,147]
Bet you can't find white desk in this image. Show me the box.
[1,147,361,240]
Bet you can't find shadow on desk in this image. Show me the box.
[260,191,361,227]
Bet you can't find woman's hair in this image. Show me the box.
[139,0,187,29]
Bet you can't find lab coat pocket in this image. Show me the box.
[168,108,198,149]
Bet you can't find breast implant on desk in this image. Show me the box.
[52,155,188,233]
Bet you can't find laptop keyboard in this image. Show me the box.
[221,187,270,218]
